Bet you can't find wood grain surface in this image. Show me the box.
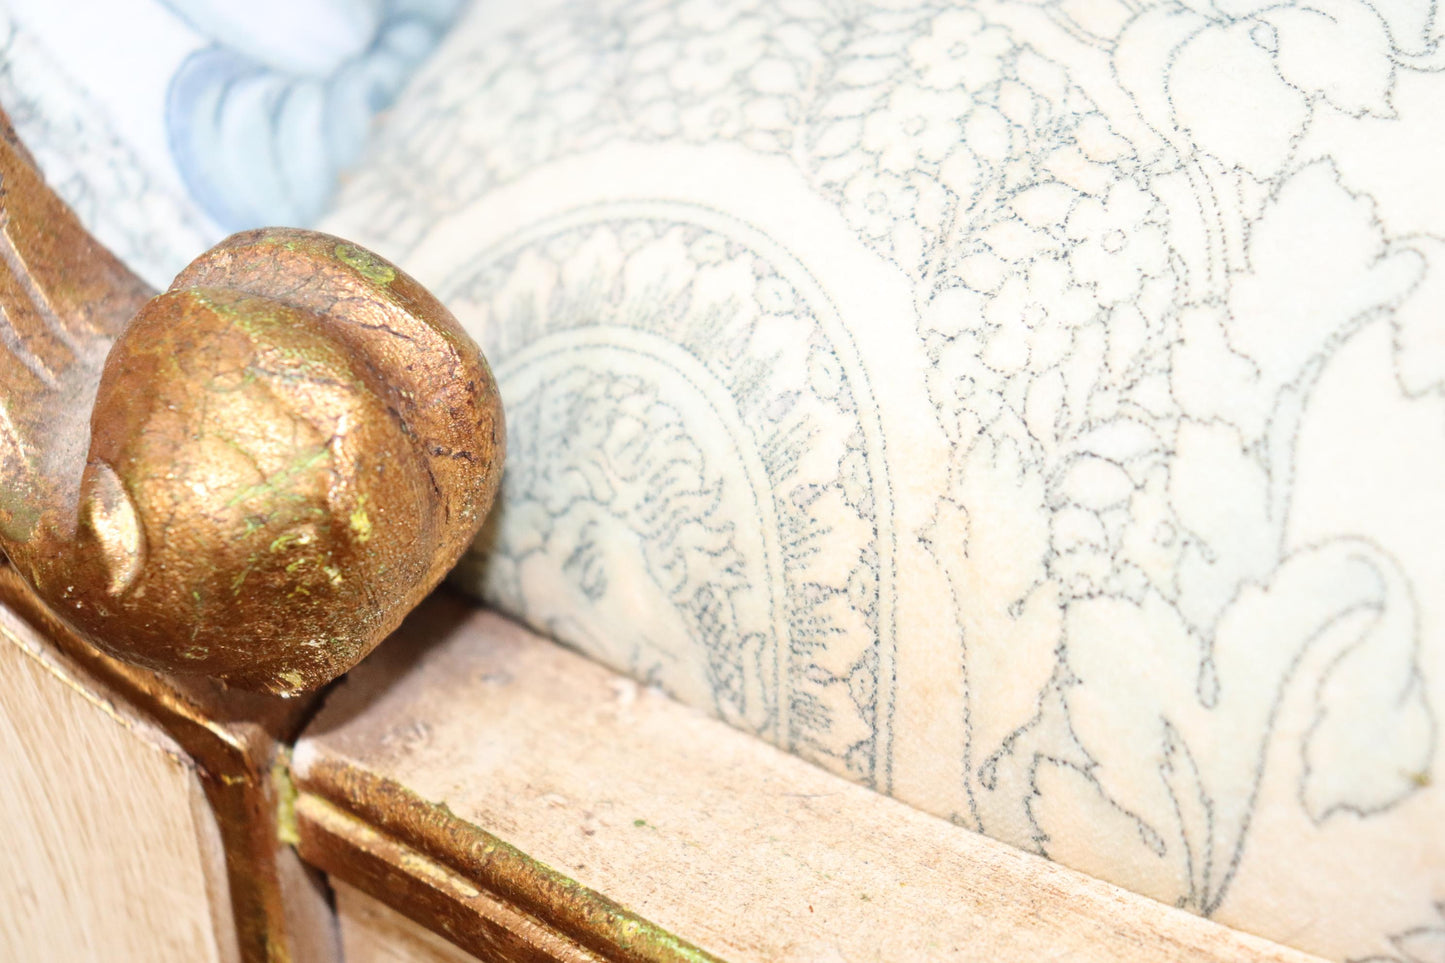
[0,602,231,961]
[336,879,489,963]
[295,592,1329,963]
[0,564,340,963]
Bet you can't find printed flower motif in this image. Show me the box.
[922,252,1101,448]
[680,97,744,143]
[908,9,1013,92]
[534,19,617,95]
[669,16,767,95]
[280,4,1445,948]
[841,168,916,241]
[482,110,562,183]
[620,59,684,140]
[861,84,971,174]
[928,330,1003,440]
[1066,181,1167,305]
[1113,463,1183,602]
[981,258,1096,376]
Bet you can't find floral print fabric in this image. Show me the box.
[325,2,1445,959]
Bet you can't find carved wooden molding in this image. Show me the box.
[0,108,503,694]
[293,594,1328,963]
[0,105,502,959]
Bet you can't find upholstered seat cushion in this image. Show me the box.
[321,4,1445,959]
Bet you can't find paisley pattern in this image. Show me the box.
[322,2,1445,960]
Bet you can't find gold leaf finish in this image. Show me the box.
[0,111,503,693]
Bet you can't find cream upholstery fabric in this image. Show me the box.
[8,0,1442,958]
[323,3,1445,959]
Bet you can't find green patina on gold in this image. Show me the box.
[224,444,332,509]
[464,819,719,963]
[0,118,503,699]
[272,750,300,848]
[348,494,373,543]
[334,243,396,285]
[313,767,726,963]
[269,531,308,554]
[186,290,369,388]
[276,669,306,693]
[0,487,41,542]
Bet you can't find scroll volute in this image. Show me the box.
[0,112,503,695]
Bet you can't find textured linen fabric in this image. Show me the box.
[319,2,1445,960]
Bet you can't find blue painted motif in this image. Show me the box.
[164,0,463,229]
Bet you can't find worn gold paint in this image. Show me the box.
[334,243,397,285]
[0,112,505,694]
[272,749,301,849]
[295,760,726,963]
